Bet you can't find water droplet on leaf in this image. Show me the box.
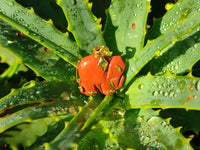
[195,80,200,91]
[153,91,159,97]
[138,84,144,89]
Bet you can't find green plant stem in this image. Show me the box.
[82,95,114,129]
[46,95,113,150]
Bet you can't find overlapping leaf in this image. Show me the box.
[0,0,79,66]
[78,109,193,149]
[144,0,200,75]
[0,19,76,81]
[104,0,150,56]
[58,0,105,55]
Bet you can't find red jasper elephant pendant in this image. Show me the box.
[77,46,125,96]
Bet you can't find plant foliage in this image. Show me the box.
[0,0,200,149]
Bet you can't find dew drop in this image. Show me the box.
[19,18,24,22]
[158,84,162,88]
[15,10,20,13]
[169,90,175,97]
[138,84,144,89]
[70,76,75,81]
[176,88,181,93]
[162,82,168,88]
[163,92,168,97]
[195,80,200,91]
[5,1,14,6]
[152,82,157,87]
[36,91,40,94]
[2,11,6,15]
[25,24,30,27]
[153,91,159,97]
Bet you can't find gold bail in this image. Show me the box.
[93,46,110,72]
[93,46,109,57]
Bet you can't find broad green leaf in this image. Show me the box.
[0,101,74,133]
[147,0,200,39]
[125,13,200,86]
[103,0,150,56]
[58,0,105,55]
[144,0,200,75]
[137,109,192,149]
[0,80,84,113]
[126,73,200,110]
[143,30,200,75]
[0,19,76,81]
[0,0,80,66]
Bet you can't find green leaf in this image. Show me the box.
[126,73,200,110]
[0,80,84,113]
[137,109,192,150]
[80,109,192,149]
[103,0,150,56]
[144,0,200,75]
[147,0,200,39]
[0,0,80,66]
[125,12,200,86]
[0,100,74,133]
[143,30,200,75]
[0,19,76,81]
[58,0,105,55]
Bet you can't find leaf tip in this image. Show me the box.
[45,19,54,26]
[29,7,35,13]
[165,3,175,11]
[43,142,49,149]
[87,2,93,10]
[56,0,62,6]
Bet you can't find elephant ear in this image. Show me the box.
[107,56,126,79]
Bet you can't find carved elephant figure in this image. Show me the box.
[77,54,125,96]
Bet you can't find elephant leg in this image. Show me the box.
[110,74,125,90]
[117,75,125,89]
[100,81,115,95]
[79,82,97,96]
